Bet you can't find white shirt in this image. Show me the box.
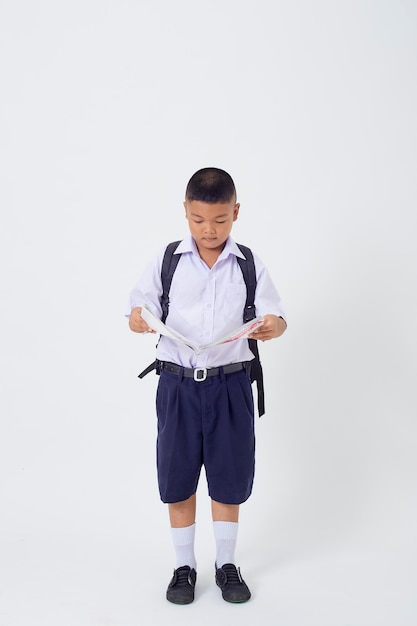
[127,235,286,368]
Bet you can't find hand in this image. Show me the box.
[248,314,287,341]
[128,307,156,334]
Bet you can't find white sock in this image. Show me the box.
[213,521,238,568]
[170,523,197,570]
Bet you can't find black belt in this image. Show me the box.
[159,361,248,382]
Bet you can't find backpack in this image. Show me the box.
[138,241,265,416]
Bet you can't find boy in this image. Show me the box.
[127,167,286,604]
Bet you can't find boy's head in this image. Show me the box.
[185,167,237,204]
[184,167,240,259]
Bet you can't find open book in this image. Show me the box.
[140,304,264,355]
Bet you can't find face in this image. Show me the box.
[184,199,240,257]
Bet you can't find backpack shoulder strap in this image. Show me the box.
[160,240,182,323]
[138,240,182,379]
[236,244,265,417]
[236,244,256,322]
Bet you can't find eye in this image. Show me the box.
[216,220,226,224]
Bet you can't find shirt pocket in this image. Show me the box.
[218,282,247,325]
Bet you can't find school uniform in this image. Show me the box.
[127,235,286,504]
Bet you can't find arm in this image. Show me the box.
[248,314,287,341]
[248,250,287,341]
[126,246,166,333]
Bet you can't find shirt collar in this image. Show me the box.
[175,235,245,260]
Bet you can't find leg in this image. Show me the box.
[211,500,239,566]
[212,499,251,603]
[211,499,239,522]
[169,493,196,527]
[168,494,197,569]
[155,373,202,604]
[166,494,198,605]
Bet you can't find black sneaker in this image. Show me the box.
[215,563,251,603]
[166,566,197,604]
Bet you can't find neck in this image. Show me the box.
[196,244,225,269]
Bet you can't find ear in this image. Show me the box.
[233,203,240,221]
[183,200,188,217]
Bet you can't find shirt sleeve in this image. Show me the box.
[124,248,165,318]
[253,254,287,323]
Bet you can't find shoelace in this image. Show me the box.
[222,565,243,584]
[175,567,193,587]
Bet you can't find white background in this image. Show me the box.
[1,1,416,624]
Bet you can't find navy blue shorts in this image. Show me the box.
[155,365,255,505]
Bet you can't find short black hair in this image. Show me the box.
[185,167,236,203]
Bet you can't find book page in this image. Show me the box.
[140,304,263,354]
[140,305,198,351]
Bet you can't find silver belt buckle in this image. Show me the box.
[193,367,207,382]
